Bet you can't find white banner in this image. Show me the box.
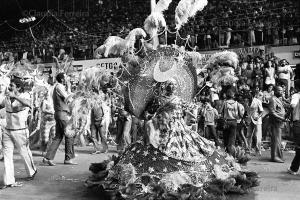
[71,58,123,74]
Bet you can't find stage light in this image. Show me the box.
[19,16,36,24]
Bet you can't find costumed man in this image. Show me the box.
[0,78,37,189]
[116,97,132,153]
[268,86,287,163]
[43,73,76,166]
[288,79,300,174]
[89,88,107,154]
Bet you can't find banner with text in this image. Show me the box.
[71,58,123,74]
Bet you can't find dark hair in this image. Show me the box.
[165,82,175,94]
[56,73,65,83]
[294,79,300,91]
[11,78,25,93]
[226,89,235,99]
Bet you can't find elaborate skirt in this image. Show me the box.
[86,122,259,200]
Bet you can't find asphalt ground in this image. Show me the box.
[0,146,300,200]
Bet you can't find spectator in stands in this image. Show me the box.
[264,59,276,87]
[226,27,233,47]
[277,59,293,98]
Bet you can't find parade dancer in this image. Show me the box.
[43,73,76,166]
[0,78,37,189]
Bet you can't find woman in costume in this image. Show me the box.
[145,79,216,160]
[84,0,257,198]
[86,47,258,199]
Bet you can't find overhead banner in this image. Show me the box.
[71,58,123,74]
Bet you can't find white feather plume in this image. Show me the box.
[125,28,147,47]
[94,45,105,58]
[207,51,239,69]
[144,12,166,36]
[190,0,208,17]
[186,51,204,69]
[144,0,172,36]
[96,29,146,58]
[154,0,173,12]
[102,36,126,57]
[175,0,208,30]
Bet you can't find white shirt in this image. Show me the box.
[291,93,300,121]
[0,92,31,130]
[278,65,293,80]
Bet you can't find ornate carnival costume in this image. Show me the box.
[84,1,258,199]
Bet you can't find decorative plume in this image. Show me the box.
[102,36,127,57]
[205,51,239,86]
[144,0,173,36]
[175,0,208,30]
[144,12,166,36]
[154,0,172,12]
[206,51,239,69]
[125,28,147,47]
[96,29,146,58]
[186,51,203,69]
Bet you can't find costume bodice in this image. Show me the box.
[157,95,183,120]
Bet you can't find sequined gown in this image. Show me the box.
[111,95,238,185]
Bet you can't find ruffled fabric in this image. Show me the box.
[85,142,259,200]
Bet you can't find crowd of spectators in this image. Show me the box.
[197,55,296,149]
[0,0,299,63]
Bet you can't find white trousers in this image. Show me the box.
[247,122,262,151]
[2,129,36,185]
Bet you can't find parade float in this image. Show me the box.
[83,0,259,200]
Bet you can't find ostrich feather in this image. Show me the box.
[144,12,166,36]
[175,0,208,30]
[154,0,173,12]
[190,0,208,17]
[186,51,203,69]
[102,36,126,57]
[125,28,147,48]
[94,45,105,58]
[207,51,239,69]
